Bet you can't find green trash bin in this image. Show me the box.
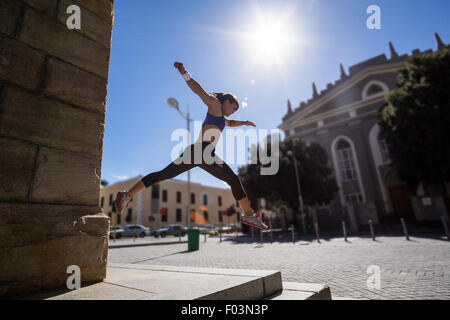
[187,227,200,251]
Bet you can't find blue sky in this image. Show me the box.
[102,0,449,188]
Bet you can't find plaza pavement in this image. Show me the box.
[108,234,450,300]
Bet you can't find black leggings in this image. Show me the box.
[141,143,247,201]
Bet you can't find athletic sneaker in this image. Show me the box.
[115,191,131,216]
[241,212,269,231]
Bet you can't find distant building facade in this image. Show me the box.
[100,176,237,230]
[278,34,448,229]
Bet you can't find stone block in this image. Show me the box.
[31,146,102,206]
[0,36,45,91]
[0,213,109,297]
[19,8,110,79]
[0,138,37,201]
[42,57,107,113]
[23,0,58,15]
[0,0,22,37]
[58,0,112,48]
[0,85,105,157]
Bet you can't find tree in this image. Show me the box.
[101,180,109,187]
[379,45,450,214]
[238,137,338,229]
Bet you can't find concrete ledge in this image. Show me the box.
[267,282,332,300]
[20,263,283,300]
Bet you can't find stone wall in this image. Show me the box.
[0,0,114,297]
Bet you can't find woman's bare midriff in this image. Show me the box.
[196,125,222,145]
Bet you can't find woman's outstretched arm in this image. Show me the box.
[225,119,256,127]
[174,62,219,108]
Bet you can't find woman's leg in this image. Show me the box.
[128,145,197,198]
[199,160,253,215]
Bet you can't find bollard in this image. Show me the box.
[219,230,222,243]
[204,233,207,243]
[291,224,295,244]
[441,216,450,240]
[179,234,181,242]
[314,222,320,243]
[342,221,347,242]
[400,218,410,241]
[270,228,273,244]
[369,219,375,241]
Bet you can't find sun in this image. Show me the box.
[247,14,297,64]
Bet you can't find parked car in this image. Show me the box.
[220,224,241,234]
[152,224,186,238]
[198,224,218,235]
[113,225,150,238]
[109,227,124,239]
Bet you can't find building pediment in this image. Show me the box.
[280,36,447,132]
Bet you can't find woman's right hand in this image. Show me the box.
[174,62,186,74]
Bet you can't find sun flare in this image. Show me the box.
[247,15,296,64]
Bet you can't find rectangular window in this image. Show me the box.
[176,191,182,204]
[218,196,222,207]
[126,208,133,223]
[101,196,104,208]
[218,211,223,223]
[203,194,208,206]
[176,208,182,222]
[109,194,113,205]
[337,149,357,181]
[191,193,195,204]
[162,208,168,222]
[152,184,160,199]
[162,189,168,202]
[203,210,209,221]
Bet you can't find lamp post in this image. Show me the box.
[167,98,193,228]
[287,150,305,233]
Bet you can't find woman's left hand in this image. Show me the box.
[245,121,256,127]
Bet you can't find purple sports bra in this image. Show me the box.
[202,112,225,132]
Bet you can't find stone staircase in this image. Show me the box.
[18,263,331,300]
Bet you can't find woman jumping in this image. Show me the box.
[115,62,268,230]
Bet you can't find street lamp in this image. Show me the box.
[167,98,193,228]
[287,150,306,233]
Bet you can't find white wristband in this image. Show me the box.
[182,71,192,81]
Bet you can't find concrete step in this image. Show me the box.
[266,282,332,300]
[19,264,331,300]
[20,263,282,300]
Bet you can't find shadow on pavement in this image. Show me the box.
[130,250,190,264]
[217,232,449,244]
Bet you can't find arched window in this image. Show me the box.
[336,140,358,181]
[367,84,384,96]
[362,81,389,100]
[332,137,365,204]
[377,131,391,163]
